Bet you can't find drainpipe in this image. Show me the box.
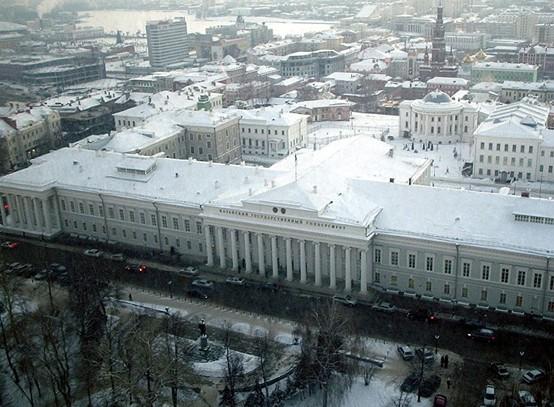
[152,201,163,252]
[541,256,550,315]
[98,194,110,242]
[454,243,460,301]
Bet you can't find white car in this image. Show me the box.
[333,294,357,307]
[179,266,199,276]
[397,346,415,361]
[483,385,496,407]
[225,276,245,285]
[372,301,396,313]
[521,368,545,385]
[517,390,537,407]
[191,279,214,289]
[84,249,102,257]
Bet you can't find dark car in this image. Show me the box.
[416,347,435,364]
[125,264,147,274]
[490,362,510,378]
[187,289,208,300]
[467,328,496,343]
[434,394,448,407]
[401,372,421,393]
[408,308,438,323]
[419,375,441,397]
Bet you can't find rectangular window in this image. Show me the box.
[199,242,203,252]
[462,262,470,277]
[374,272,380,283]
[99,205,104,217]
[550,276,554,290]
[129,211,135,222]
[390,250,399,266]
[408,253,416,269]
[425,281,432,292]
[390,275,398,286]
[89,204,94,215]
[173,217,179,230]
[408,278,414,289]
[374,248,382,264]
[517,270,526,286]
[151,214,157,226]
[108,207,114,218]
[481,264,490,280]
[444,259,452,274]
[61,200,66,211]
[481,289,487,301]
[444,283,450,295]
[548,301,554,312]
[196,221,203,234]
[184,219,191,232]
[140,212,146,224]
[79,202,84,214]
[499,292,506,304]
[462,287,468,298]
[501,267,509,283]
[70,201,75,212]
[533,273,542,289]
[516,295,523,307]
[119,209,125,221]
[426,256,434,272]
[161,216,167,228]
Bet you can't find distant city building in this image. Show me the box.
[427,77,469,96]
[472,97,554,182]
[146,19,188,68]
[280,50,346,79]
[0,103,61,173]
[323,72,364,95]
[445,32,489,52]
[499,81,554,104]
[399,90,478,143]
[291,99,354,122]
[471,62,539,83]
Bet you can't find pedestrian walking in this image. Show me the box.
[440,355,445,368]
[444,354,449,369]
[446,377,451,389]
[128,293,133,301]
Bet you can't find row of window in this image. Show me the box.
[480,142,536,154]
[479,155,535,168]
[242,127,286,136]
[63,218,203,252]
[373,271,554,311]
[477,168,533,179]
[374,248,553,289]
[60,199,203,233]
[514,214,554,225]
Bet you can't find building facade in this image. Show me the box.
[146,19,188,68]
[399,91,479,143]
[471,62,539,83]
[0,146,553,318]
[472,98,554,182]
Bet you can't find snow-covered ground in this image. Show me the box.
[193,351,260,378]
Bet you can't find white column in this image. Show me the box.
[205,225,214,266]
[33,198,43,229]
[230,229,238,272]
[314,242,321,286]
[0,194,7,226]
[16,196,25,227]
[23,197,33,230]
[51,197,60,229]
[244,231,252,273]
[7,195,17,225]
[368,247,374,285]
[42,198,52,231]
[329,244,336,289]
[257,233,265,276]
[345,247,352,292]
[271,236,278,279]
[217,227,225,269]
[360,249,368,294]
[300,240,306,284]
[286,238,293,281]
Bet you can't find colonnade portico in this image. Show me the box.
[204,225,372,294]
[0,192,59,235]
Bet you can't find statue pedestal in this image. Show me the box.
[200,334,209,350]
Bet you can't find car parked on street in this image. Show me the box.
[521,369,546,385]
[1,241,19,249]
[490,362,510,378]
[225,276,245,285]
[416,347,435,364]
[333,294,357,307]
[179,266,199,277]
[125,264,147,273]
[483,385,496,406]
[397,346,415,361]
[108,253,126,262]
[467,328,496,343]
[191,279,214,289]
[419,375,441,397]
[187,289,208,300]
[372,301,396,313]
[49,263,67,273]
[517,390,538,406]
[408,308,438,323]
[84,249,102,257]
[400,372,420,393]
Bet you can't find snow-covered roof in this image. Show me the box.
[427,77,469,86]
[472,62,537,72]
[324,72,364,82]
[232,107,307,127]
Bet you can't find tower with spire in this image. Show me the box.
[418,0,458,80]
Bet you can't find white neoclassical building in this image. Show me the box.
[1,136,554,318]
[399,90,479,144]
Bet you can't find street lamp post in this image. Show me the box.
[167,280,173,299]
[417,345,426,403]
[519,351,525,372]
[434,334,440,354]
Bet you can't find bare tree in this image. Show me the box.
[390,390,413,407]
[253,333,275,406]
[221,324,244,407]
